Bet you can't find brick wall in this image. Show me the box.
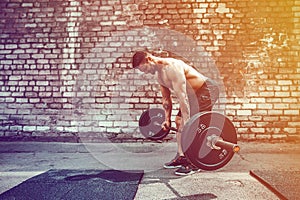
[0,0,299,142]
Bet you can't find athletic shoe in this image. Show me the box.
[174,163,201,176]
[163,156,188,169]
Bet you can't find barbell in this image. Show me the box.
[138,108,240,171]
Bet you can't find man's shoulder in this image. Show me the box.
[165,58,191,69]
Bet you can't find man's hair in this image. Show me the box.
[132,51,147,68]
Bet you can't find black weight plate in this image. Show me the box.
[139,108,170,140]
[181,111,237,171]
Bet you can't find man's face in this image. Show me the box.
[137,60,155,74]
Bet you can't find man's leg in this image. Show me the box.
[175,115,184,156]
[163,110,187,169]
[174,113,201,175]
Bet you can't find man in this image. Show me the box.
[132,51,219,176]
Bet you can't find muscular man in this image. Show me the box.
[132,51,219,176]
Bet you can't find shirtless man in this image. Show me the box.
[132,51,219,176]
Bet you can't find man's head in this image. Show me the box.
[132,51,156,74]
[132,51,147,69]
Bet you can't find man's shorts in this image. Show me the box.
[177,78,219,117]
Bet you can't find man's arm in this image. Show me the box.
[160,85,172,124]
[172,78,190,128]
[169,68,190,130]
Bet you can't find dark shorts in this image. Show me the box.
[177,78,219,117]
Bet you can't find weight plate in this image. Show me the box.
[181,111,237,171]
[139,108,170,140]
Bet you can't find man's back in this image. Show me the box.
[156,57,207,93]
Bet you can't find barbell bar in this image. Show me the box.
[166,126,240,153]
